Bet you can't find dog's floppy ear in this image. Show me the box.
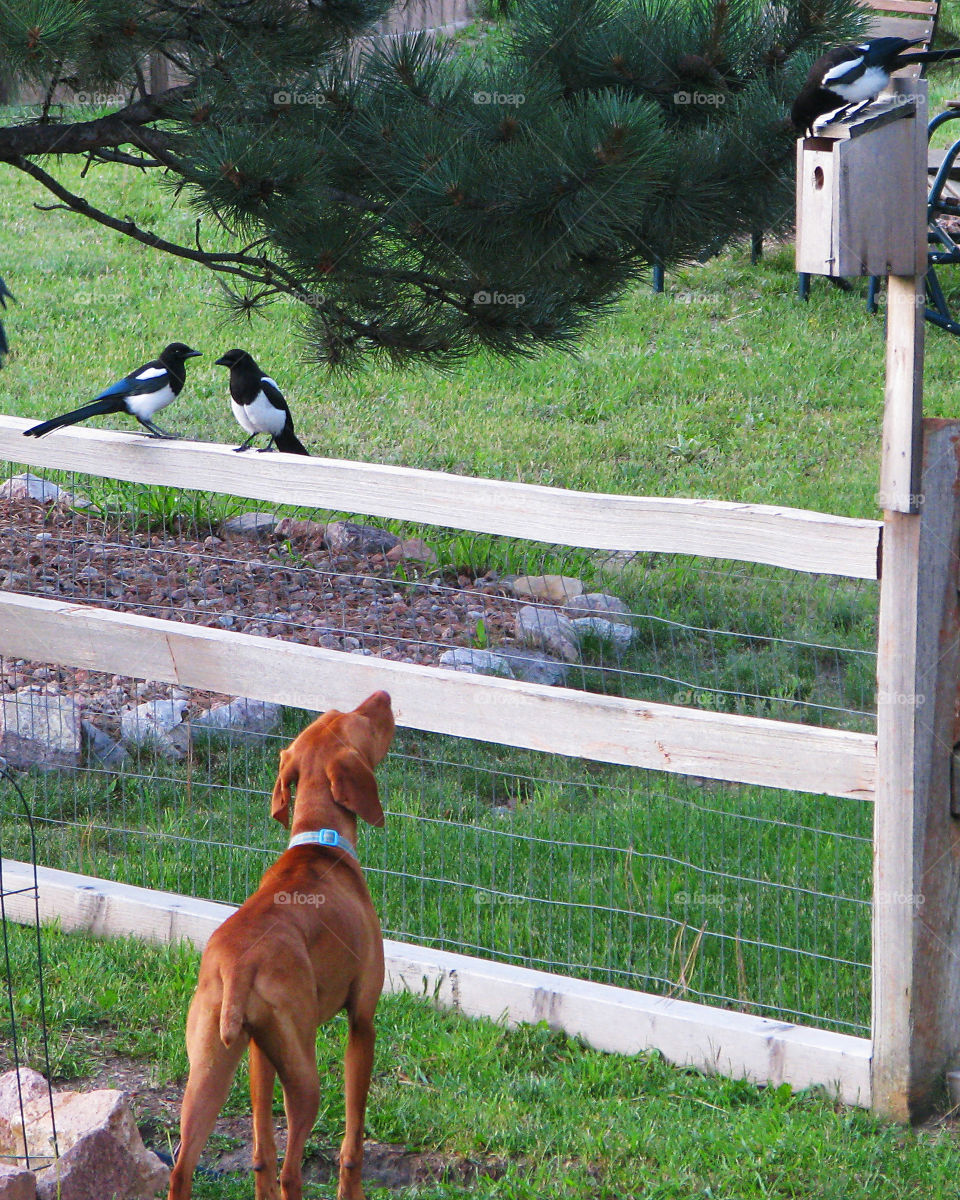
[326,749,385,827]
[271,748,298,828]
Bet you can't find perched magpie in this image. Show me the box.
[23,342,200,439]
[0,276,13,367]
[792,36,960,135]
[215,349,309,455]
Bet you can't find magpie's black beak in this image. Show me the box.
[215,354,230,366]
[185,349,202,358]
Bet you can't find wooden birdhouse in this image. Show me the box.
[795,79,927,278]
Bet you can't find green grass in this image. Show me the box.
[0,147,958,515]
[1,717,874,1036]
[3,922,959,1200]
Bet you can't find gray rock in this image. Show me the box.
[220,511,279,537]
[514,606,579,663]
[439,648,515,678]
[563,592,632,624]
[324,521,400,555]
[0,689,83,771]
[0,473,73,506]
[497,649,569,687]
[120,698,189,758]
[81,721,129,769]
[571,616,635,653]
[191,697,282,742]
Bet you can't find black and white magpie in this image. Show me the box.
[791,36,960,135]
[23,342,201,439]
[0,276,13,367]
[214,349,309,455]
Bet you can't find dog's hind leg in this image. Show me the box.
[250,1039,281,1200]
[338,1012,376,1200]
[168,1000,247,1200]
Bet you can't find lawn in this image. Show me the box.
[4,922,960,1200]
[4,20,960,1198]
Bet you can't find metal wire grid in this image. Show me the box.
[0,677,873,1036]
[0,468,878,730]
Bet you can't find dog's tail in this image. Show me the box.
[219,961,256,1047]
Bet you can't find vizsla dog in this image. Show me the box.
[168,690,395,1200]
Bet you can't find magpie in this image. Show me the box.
[0,276,13,367]
[23,342,201,439]
[791,36,960,135]
[215,349,309,455]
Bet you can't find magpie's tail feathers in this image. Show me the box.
[896,47,960,66]
[275,429,310,455]
[23,396,127,438]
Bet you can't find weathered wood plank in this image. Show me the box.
[0,592,877,798]
[0,860,873,1106]
[0,417,881,578]
[873,419,960,1119]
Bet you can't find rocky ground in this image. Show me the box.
[0,474,635,767]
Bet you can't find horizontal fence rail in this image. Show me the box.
[0,592,878,799]
[0,861,873,1107]
[0,418,882,577]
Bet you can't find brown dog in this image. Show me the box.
[167,691,395,1200]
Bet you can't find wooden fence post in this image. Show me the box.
[873,419,960,1119]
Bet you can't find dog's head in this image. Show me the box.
[271,690,395,829]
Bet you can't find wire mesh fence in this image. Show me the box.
[0,464,877,1037]
[0,688,873,1036]
[0,467,878,731]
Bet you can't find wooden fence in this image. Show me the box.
[3,408,954,1114]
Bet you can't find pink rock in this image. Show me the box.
[28,1090,167,1200]
[0,1163,36,1200]
[385,538,438,565]
[0,1069,50,1155]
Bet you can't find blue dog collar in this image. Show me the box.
[288,828,357,859]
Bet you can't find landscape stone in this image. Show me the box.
[563,592,631,624]
[220,511,279,537]
[571,616,635,653]
[507,575,584,604]
[0,1069,49,1151]
[0,1164,35,1200]
[514,606,579,662]
[385,538,438,565]
[497,649,569,687]
[438,648,515,678]
[191,697,282,741]
[81,721,129,769]
[29,1089,168,1200]
[324,521,400,555]
[274,517,326,540]
[120,698,189,758]
[0,474,72,507]
[0,688,83,771]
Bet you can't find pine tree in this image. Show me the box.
[0,0,867,368]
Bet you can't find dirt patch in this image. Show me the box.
[84,1055,506,1191]
[0,494,521,715]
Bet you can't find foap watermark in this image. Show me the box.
[674,891,751,911]
[875,490,925,509]
[473,90,525,106]
[877,690,926,708]
[275,890,326,907]
[75,91,126,107]
[472,890,524,906]
[874,890,925,908]
[473,290,525,307]
[273,90,322,107]
[673,91,725,108]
